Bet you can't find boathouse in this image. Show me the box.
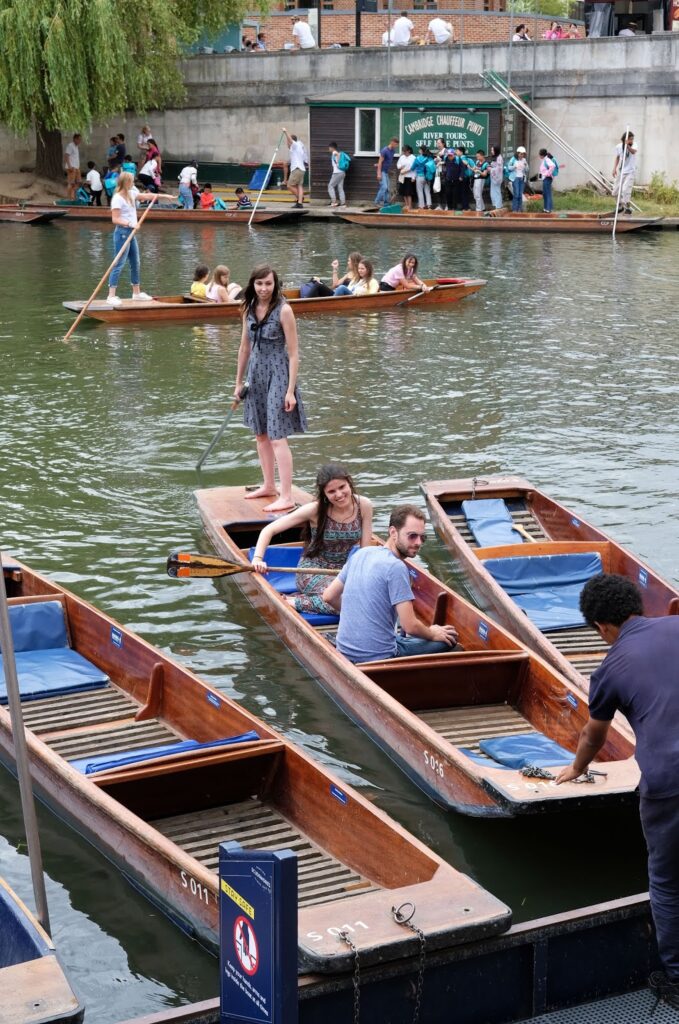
[307,91,527,203]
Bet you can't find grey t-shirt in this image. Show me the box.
[336,546,414,663]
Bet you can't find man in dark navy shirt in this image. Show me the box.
[556,573,679,1010]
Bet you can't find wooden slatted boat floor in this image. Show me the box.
[444,502,609,675]
[152,800,381,908]
[417,703,534,753]
[19,684,181,760]
[445,504,548,547]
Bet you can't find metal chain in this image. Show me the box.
[338,929,360,1024]
[392,902,426,1024]
[573,768,608,784]
[520,764,555,780]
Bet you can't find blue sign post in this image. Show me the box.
[219,842,298,1024]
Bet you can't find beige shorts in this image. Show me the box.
[288,167,305,187]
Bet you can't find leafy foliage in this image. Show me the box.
[0,0,266,134]
[507,0,572,19]
[647,171,679,205]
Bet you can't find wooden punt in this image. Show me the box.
[420,473,679,701]
[0,875,83,1024]
[61,278,486,325]
[0,207,66,225]
[194,486,639,818]
[0,559,511,970]
[335,210,662,234]
[0,202,302,225]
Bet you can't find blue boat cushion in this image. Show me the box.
[0,600,109,704]
[69,731,261,775]
[458,747,514,770]
[478,733,574,769]
[461,499,522,548]
[2,601,69,653]
[482,552,603,632]
[0,880,52,965]
[247,545,341,625]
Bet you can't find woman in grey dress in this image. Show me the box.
[234,264,307,513]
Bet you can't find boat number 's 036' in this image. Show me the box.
[180,870,212,904]
[424,751,445,777]
[306,921,370,943]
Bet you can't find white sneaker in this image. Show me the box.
[107,295,122,306]
[132,292,152,301]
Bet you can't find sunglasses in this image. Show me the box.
[405,531,426,542]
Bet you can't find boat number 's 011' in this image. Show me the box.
[180,870,212,904]
[424,751,445,777]
[306,921,370,942]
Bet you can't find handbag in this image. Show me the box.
[433,170,442,194]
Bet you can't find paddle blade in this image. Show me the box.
[166,550,251,579]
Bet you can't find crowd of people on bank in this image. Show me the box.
[371,137,561,214]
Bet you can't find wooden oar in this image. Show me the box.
[167,550,340,579]
[512,524,537,543]
[395,285,439,308]
[63,196,158,341]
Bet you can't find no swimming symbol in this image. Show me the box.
[234,915,259,976]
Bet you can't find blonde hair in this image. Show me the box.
[115,171,135,197]
[209,265,231,287]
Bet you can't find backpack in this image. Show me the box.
[425,157,436,182]
[337,151,351,172]
[551,158,559,177]
[75,185,91,205]
[214,196,228,210]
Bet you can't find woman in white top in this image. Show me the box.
[106,172,175,305]
[138,158,160,192]
[333,258,379,297]
[396,146,416,212]
[206,265,243,303]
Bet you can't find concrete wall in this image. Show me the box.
[2,35,677,187]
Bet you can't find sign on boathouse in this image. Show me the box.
[219,842,298,1023]
[402,110,489,154]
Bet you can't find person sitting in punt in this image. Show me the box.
[206,265,243,303]
[331,251,362,292]
[235,187,254,209]
[252,462,373,615]
[379,253,431,293]
[322,504,458,663]
[200,183,216,209]
[333,258,379,297]
[190,264,210,299]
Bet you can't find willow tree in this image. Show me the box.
[0,0,262,179]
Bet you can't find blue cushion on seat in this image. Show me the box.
[300,611,340,626]
[248,545,302,594]
[1,601,69,654]
[458,747,514,770]
[69,731,261,775]
[462,499,522,548]
[0,648,108,704]
[482,552,603,632]
[478,732,574,769]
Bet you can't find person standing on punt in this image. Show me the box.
[234,265,307,514]
[252,462,373,615]
[322,504,458,663]
[106,172,175,305]
[556,573,679,1013]
[612,131,637,215]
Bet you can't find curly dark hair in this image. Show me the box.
[579,573,643,628]
[303,463,357,560]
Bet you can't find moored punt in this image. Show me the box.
[335,210,662,234]
[0,207,66,225]
[62,278,486,325]
[0,202,302,225]
[194,486,639,818]
[420,474,679,700]
[0,558,510,969]
[0,875,84,1024]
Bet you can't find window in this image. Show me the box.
[355,108,381,156]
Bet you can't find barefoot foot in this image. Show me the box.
[244,486,278,500]
[263,497,296,513]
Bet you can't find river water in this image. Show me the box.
[1,218,677,1020]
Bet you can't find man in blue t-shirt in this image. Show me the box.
[375,138,399,207]
[556,573,679,1011]
[322,504,458,664]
